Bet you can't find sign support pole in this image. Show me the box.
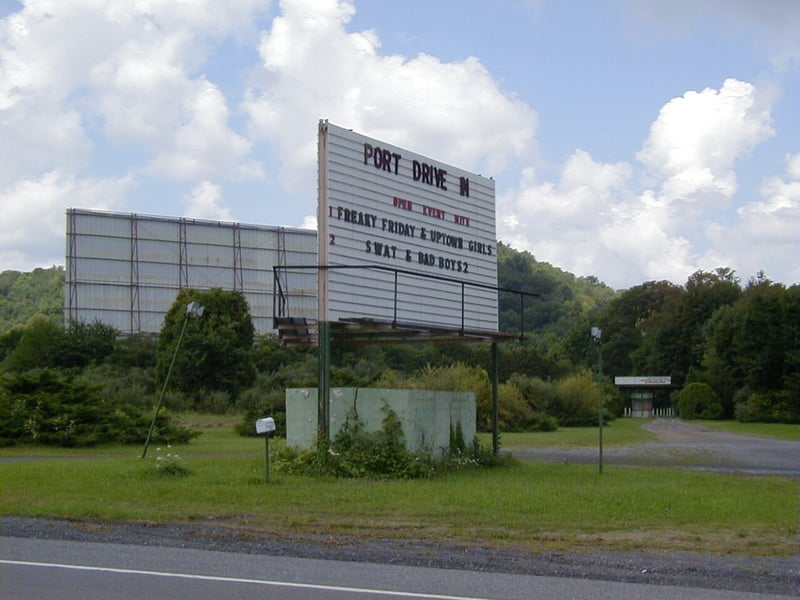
[491,342,499,456]
[317,321,331,448]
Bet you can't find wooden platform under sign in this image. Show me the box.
[275,317,522,347]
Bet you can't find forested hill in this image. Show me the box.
[497,242,616,335]
[0,247,615,336]
[0,267,64,332]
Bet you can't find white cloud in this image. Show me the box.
[142,80,253,180]
[637,79,774,209]
[1,0,265,188]
[300,214,317,230]
[499,78,784,288]
[0,170,135,270]
[498,151,637,286]
[244,0,538,193]
[0,102,91,186]
[705,153,800,283]
[182,181,233,221]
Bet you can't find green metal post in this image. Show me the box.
[317,321,331,449]
[265,435,270,482]
[598,341,604,475]
[142,313,189,459]
[491,342,499,456]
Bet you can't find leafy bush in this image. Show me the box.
[552,370,601,426]
[276,405,436,479]
[506,374,560,431]
[735,390,799,424]
[2,316,62,372]
[677,382,723,420]
[377,363,497,430]
[0,368,198,447]
[235,371,293,437]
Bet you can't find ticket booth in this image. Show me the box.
[615,376,672,417]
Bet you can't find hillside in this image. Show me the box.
[0,267,64,332]
[497,242,616,335]
[0,248,615,336]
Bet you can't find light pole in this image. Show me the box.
[591,326,604,474]
[142,301,204,458]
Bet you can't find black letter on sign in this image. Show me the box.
[459,177,470,197]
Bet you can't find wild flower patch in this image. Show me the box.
[154,445,190,477]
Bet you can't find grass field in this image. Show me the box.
[692,420,799,441]
[1,417,797,557]
[485,418,659,449]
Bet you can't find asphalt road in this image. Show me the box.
[2,536,793,600]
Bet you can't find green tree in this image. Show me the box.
[0,267,64,333]
[698,280,798,421]
[673,269,742,384]
[598,280,683,379]
[156,288,256,403]
[1,317,118,373]
[2,316,63,372]
[729,281,795,392]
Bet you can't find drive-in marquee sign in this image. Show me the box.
[317,121,498,331]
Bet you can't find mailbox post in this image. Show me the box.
[255,417,276,482]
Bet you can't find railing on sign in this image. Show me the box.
[272,264,539,340]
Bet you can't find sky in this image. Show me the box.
[1,0,798,290]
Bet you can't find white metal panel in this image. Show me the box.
[318,121,498,331]
[136,218,179,241]
[66,208,318,335]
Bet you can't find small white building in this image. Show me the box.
[615,376,673,417]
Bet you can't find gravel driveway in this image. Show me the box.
[512,418,799,477]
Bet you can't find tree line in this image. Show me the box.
[1,250,797,447]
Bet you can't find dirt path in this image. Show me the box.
[513,418,799,477]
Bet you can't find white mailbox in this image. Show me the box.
[255,417,276,435]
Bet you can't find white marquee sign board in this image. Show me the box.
[318,121,498,331]
[614,376,672,387]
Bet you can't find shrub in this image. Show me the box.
[376,363,541,433]
[0,368,198,447]
[552,370,601,426]
[276,405,435,479]
[735,390,800,424]
[677,382,723,420]
[507,374,556,414]
[378,363,494,430]
[235,373,289,437]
